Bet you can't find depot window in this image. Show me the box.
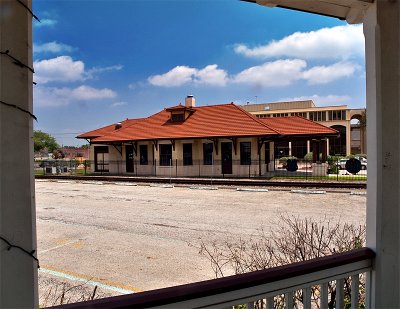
[94,146,109,172]
[240,142,251,165]
[159,144,172,166]
[140,145,148,165]
[203,143,213,165]
[183,143,193,166]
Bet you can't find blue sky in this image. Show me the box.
[32,0,366,146]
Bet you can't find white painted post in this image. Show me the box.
[0,0,38,308]
[320,282,328,309]
[345,122,351,156]
[326,138,329,157]
[284,292,293,309]
[302,287,311,309]
[266,296,274,309]
[351,274,359,309]
[364,2,400,307]
[336,278,344,309]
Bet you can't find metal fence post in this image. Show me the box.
[306,158,308,181]
[337,157,339,181]
[211,157,214,185]
[169,159,172,183]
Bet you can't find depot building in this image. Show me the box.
[77,96,338,177]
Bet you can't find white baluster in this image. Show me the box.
[336,278,344,309]
[351,274,360,309]
[303,287,312,309]
[320,282,329,309]
[266,296,274,309]
[285,292,294,309]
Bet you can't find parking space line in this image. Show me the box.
[40,265,142,294]
[40,239,85,254]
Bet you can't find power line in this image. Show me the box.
[16,0,40,22]
[0,50,35,73]
[0,100,37,121]
[0,236,40,268]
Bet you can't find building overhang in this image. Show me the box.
[242,0,373,24]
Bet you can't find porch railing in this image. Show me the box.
[50,248,374,309]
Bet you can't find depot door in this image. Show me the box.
[126,145,134,173]
[221,142,232,175]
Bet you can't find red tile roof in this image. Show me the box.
[165,104,194,112]
[77,103,338,143]
[259,116,338,136]
[77,118,144,139]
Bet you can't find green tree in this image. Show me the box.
[52,149,65,159]
[33,130,59,153]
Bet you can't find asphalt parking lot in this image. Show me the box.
[35,180,366,305]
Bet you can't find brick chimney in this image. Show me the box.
[185,95,195,107]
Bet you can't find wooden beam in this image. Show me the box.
[112,144,123,157]
[210,138,219,156]
[227,138,238,155]
[152,140,158,151]
[133,141,138,156]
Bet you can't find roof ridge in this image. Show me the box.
[190,102,236,109]
[232,104,281,134]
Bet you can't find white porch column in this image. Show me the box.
[288,141,292,156]
[364,2,400,307]
[0,0,38,308]
[326,138,329,156]
[269,141,274,171]
[345,122,351,156]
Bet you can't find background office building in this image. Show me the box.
[241,100,366,158]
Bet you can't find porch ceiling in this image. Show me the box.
[243,0,373,24]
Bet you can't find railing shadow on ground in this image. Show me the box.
[50,248,374,309]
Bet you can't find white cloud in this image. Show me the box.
[111,101,128,107]
[34,19,58,28]
[86,65,123,79]
[34,41,76,54]
[234,25,364,60]
[148,66,198,87]
[34,85,117,107]
[279,94,352,106]
[34,56,123,84]
[302,62,360,84]
[147,59,359,89]
[233,59,306,87]
[148,65,227,87]
[34,56,85,83]
[194,65,228,86]
[71,85,116,100]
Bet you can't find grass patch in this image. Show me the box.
[271,175,367,181]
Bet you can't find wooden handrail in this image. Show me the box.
[50,247,375,309]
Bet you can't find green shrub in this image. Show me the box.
[304,152,313,161]
[278,156,297,168]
